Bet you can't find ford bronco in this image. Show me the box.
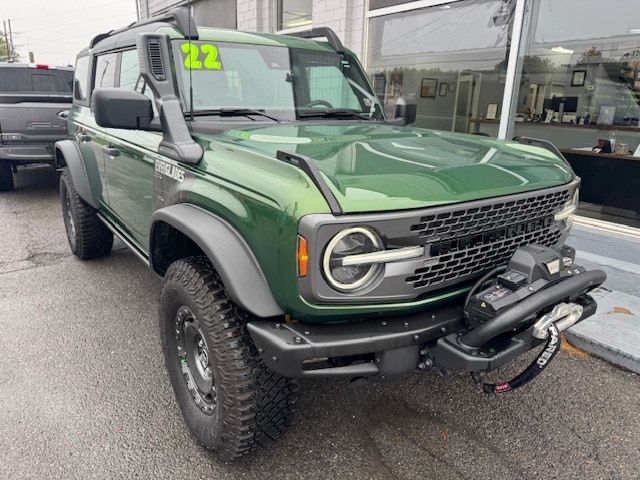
[57,8,605,460]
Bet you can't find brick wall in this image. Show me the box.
[139,0,368,58]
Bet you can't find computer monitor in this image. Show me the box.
[550,96,578,112]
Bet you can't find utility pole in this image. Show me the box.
[7,19,14,62]
[2,20,10,62]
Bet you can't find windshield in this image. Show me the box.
[172,40,383,121]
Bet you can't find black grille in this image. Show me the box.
[405,188,570,291]
[147,40,165,81]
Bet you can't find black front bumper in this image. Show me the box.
[247,268,604,379]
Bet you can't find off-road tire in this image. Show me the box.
[0,161,14,191]
[160,256,299,460]
[60,168,113,259]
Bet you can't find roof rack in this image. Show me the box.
[89,6,198,49]
[285,27,345,54]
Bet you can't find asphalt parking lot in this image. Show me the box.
[1,167,640,480]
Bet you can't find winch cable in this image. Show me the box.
[472,323,561,394]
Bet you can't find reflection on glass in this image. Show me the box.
[513,0,640,226]
[278,0,313,30]
[367,0,515,136]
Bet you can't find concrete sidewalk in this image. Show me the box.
[565,222,640,374]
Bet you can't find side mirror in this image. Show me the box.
[394,95,417,126]
[93,88,154,130]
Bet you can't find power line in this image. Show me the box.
[9,0,133,21]
[13,11,137,35]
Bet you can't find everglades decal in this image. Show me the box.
[155,159,185,182]
[180,43,223,70]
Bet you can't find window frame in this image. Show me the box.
[276,0,313,33]
[73,54,92,106]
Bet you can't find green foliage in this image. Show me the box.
[0,35,20,62]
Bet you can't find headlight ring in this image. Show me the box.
[322,227,383,292]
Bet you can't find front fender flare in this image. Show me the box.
[150,204,284,318]
[55,140,98,208]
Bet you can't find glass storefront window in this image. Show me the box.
[513,0,640,225]
[366,0,516,136]
[278,0,313,31]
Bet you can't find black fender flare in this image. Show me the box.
[54,140,98,208]
[150,204,284,318]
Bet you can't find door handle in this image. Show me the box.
[78,134,91,142]
[103,146,120,157]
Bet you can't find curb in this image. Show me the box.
[564,288,640,375]
[564,330,640,375]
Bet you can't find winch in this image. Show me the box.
[464,244,582,331]
[426,244,606,394]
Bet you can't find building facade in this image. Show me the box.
[138,0,640,226]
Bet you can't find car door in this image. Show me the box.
[85,52,120,206]
[103,48,160,252]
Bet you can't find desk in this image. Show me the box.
[560,148,640,214]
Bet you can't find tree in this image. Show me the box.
[0,34,20,62]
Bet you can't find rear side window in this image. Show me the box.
[0,67,73,93]
[94,53,117,89]
[74,56,90,102]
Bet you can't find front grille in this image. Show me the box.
[405,188,570,290]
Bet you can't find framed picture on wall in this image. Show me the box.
[420,78,437,98]
[571,70,587,86]
[439,82,449,97]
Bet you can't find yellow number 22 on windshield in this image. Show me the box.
[181,43,222,70]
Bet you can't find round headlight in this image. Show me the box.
[322,227,383,292]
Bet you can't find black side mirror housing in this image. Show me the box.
[394,95,417,126]
[93,88,154,130]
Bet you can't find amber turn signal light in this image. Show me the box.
[297,235,308,277]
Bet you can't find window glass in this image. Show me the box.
[512,0,640,227]
[172,41,382,121]
[306,65,361,110]
[0,67,73,93]
[119,49,141,90]
[94,53,117,89]
[366,0,514,135]
[278,0,312,30]
[74,56,90,101]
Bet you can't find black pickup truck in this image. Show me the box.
[0,63,73,190]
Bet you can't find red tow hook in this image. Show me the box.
[473,323,561,394]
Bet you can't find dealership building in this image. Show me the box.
[138,0,640,227]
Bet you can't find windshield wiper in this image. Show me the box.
[189,108,281,122]
[298,109,371,121]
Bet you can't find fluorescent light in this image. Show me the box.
[629,28,640,34]
[551,46,574,54]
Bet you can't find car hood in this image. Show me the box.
[202,123,574,213]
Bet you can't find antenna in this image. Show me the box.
[187,5,195,121]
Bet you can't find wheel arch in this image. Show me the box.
[55,140,98,209]
[150,204,284,318]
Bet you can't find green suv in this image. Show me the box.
[57,8,605,460]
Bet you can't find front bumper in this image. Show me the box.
[248,267,605,379]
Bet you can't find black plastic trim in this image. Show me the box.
[285,27,345,53]
[276,150,342,215]
[150,204,284,318]
[247,304,465,378]
[90,6,198,49]
[54,140,98,209]
[434,294,597,372]
[514,136,567,161]
[459,270,606,348]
